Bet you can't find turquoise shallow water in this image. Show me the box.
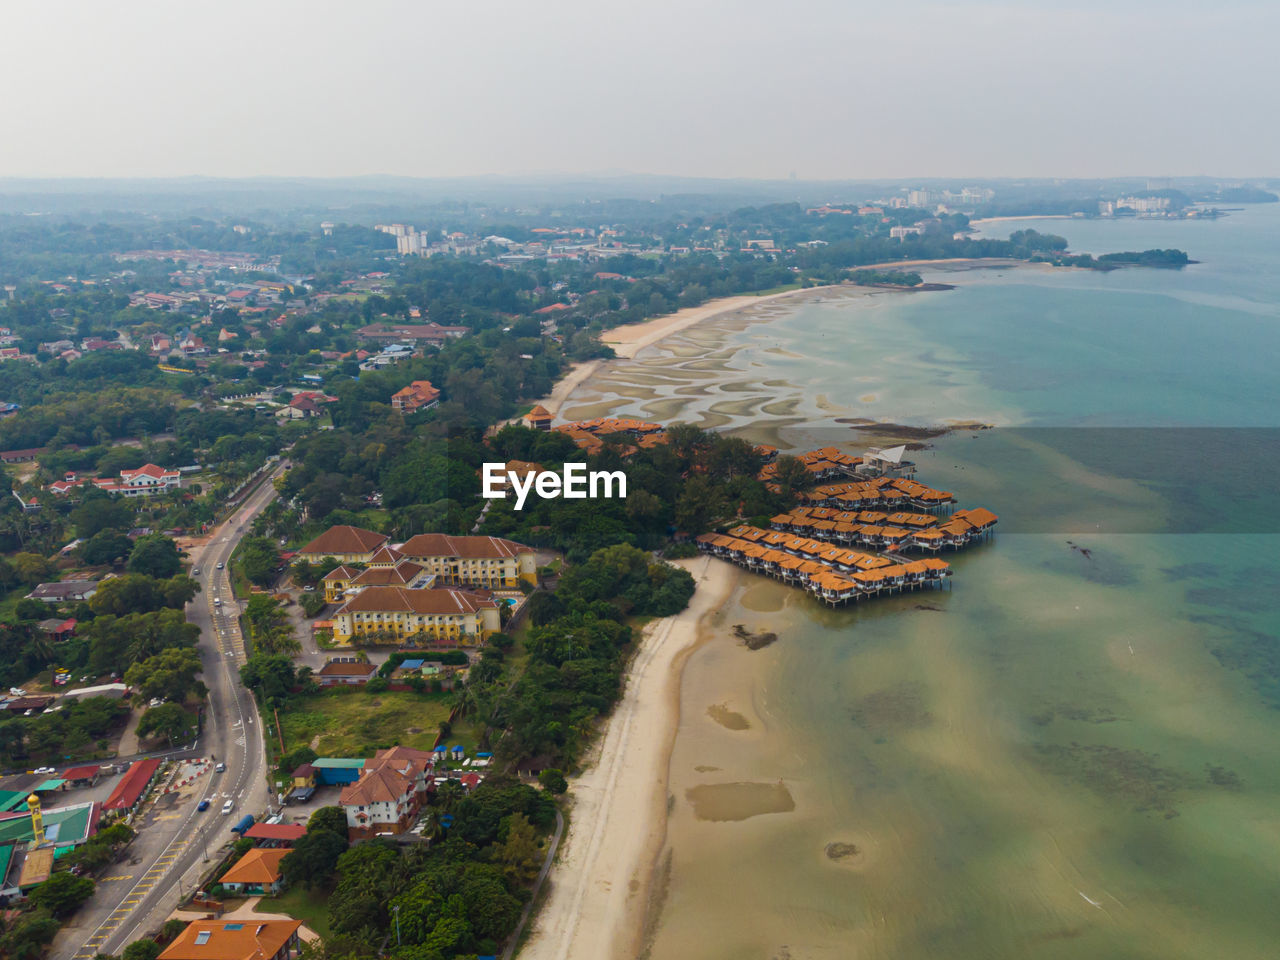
[618,205,1280,959]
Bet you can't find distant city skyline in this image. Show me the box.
[3,0,1278,180]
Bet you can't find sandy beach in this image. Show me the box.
[529,260,1037,421]
[599,286,843,360]
[518,555,739,960]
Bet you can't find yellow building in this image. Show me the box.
[296,525,388,565]
[322,556,434,603]
[330,586,501,646]
[398,534,537,589]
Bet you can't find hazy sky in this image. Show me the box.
[3,0,1277,180]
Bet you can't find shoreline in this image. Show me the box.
[599,285,843,360]
[517,555,739,960]
[967,214,1073,224]
[517,256,1025,956]
[532,258,1041,420]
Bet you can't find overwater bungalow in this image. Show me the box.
[697,524,952,605]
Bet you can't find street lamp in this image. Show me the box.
[393,904,401,946]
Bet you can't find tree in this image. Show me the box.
[673,474,726,533]
[771,454,810,495]
[238,536,280,587]
[245,594,297,655]
[28,871,95,917]
[281,828,348,889]
[307,805,348,837]
[299,591,327,618]
[495,812,542,887]
[538,769,568,795]
[277,746,318,779]
[122,939,162,960]
[137,703,193,746]
[239,654,297,703]
[83,609,199,675]
[127,535,182,579]
[81,529,135,566]
[71,494,135,539]
[161,575,200,608]
[91,573,166,616]
[124,647,206,703]
[14,598,47,621]
[0,909,60,959]
[10,552,55,587]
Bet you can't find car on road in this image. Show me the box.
[214,598,222,606]
[33,766,56,775]
[215,762,226,772]
[216,562,224,570]
[192,567,200,576]
[197,798,210,811]
[221,799,234,815]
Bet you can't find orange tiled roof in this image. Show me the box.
[299,525,388,557]
[219,848,287,886]
[159,920,301,960]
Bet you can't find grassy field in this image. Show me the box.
[261,886,333,939]
[278,688,454,756]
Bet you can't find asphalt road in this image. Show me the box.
[60,466,286,959]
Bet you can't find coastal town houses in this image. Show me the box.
[218,848,288,895]
[316,659,378,685]
[390,379,441,413]
[356,321,469,347]
[296,525,388,564]
[27,580,98,603]
[328,585,500,646]
[47,463,181,498]
[158,919,302,960]
[339,746,435,840]
[398,533,537,588]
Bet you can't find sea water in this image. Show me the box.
[575,205,1280,960]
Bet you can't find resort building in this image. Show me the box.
[696,524,953,605]
[339,746,435,840]
[296,525,388,564]
[522,404,554,431]
[329,586,500,645]
[322,556,434,603]
[398,534,537,588]
[158,919,302,960]
[47,463,181,497]
[390,379,441,413]
[800,476,956,512]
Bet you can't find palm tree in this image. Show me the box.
[434,780,465,815]
[420,813,444,844]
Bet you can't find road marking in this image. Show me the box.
[101,874,133,882]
